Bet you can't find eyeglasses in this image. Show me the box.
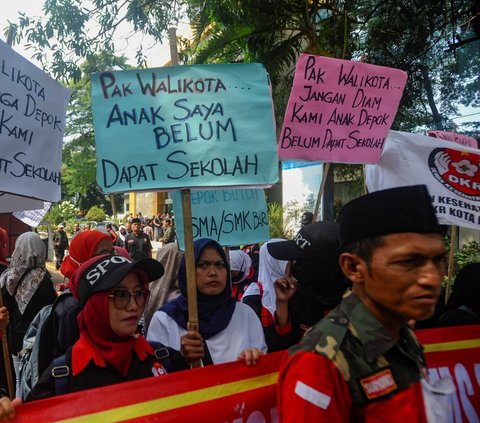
[196,260,227,270]
[108,289,150,309]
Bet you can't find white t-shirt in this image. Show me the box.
[147,302,267,365]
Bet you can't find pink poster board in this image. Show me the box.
[428,130,478,148]
[278,54,407,163]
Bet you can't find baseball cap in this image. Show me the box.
[75,254,164,305]
[338,185,443,246]
[267,221,341,261]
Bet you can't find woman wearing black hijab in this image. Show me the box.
[147,238,266,366]
[439,263,480,326]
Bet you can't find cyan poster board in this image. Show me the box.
[91,64,279,193]
[172,188,270,248]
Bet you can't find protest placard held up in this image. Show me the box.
[278,54,407,164]
[91,63,279,193]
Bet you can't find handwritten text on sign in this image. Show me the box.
[172,188,270,248]
[91,64,278,193]
[278,54,407,164]
[0,40,71,202]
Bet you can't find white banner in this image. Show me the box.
[0,40,71,203]
[366,130,480,229]
[13,201,51,227]
[0,192,45,212]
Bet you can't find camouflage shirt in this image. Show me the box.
[289,291,426,408]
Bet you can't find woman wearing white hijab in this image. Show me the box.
[0,232,56,388]
[229,250,254,301]
[242,239,299,352]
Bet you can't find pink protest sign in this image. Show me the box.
[278,54,407,163]
[428,130,478,148]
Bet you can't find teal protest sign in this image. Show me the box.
[91,64,279,193]
[172,188,270,248]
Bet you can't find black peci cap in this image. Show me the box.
[337,185,443,246]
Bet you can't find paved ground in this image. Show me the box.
[45,262,66,287]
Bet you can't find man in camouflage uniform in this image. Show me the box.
[278,185,455,422]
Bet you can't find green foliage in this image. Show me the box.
[10,0,479,137]
[183,0,479,136]
[43,201,77,225]
[450,240,480,271]
[12,1,181,82]
[267,201,304,239]
[443,237,480,289]
[268,202,289,239]
[56,53,130,214]
[335,165,365,195]
[85,206,106,222]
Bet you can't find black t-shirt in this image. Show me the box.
[26,343,188,401]
[125,232,152,260]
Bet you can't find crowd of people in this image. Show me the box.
[0,185,478,420]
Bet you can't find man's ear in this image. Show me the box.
[339,252,367,284]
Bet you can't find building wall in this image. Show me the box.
[128,192,170,219]
[0,213,31,257]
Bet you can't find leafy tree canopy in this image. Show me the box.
[184,0,479,136]
[85,205,106,222]
[9,0,479,134]
[9,0,182,82]
[8,0,479,217]
[61,52,130,213]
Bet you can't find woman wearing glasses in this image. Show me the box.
[25,254,187,401]
[147,238,267,366]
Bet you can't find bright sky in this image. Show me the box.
[0,0,190,69]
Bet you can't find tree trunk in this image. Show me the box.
[420,65,443,130]
[109,194,117,217]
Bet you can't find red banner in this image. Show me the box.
[417,325,480,422]
[13,326,480,422]
[14,351,284,423]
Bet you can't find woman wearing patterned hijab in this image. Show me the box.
[0,232,56,385]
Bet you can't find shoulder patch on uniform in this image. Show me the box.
[359,368,398,400]
[294,381,331,410]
